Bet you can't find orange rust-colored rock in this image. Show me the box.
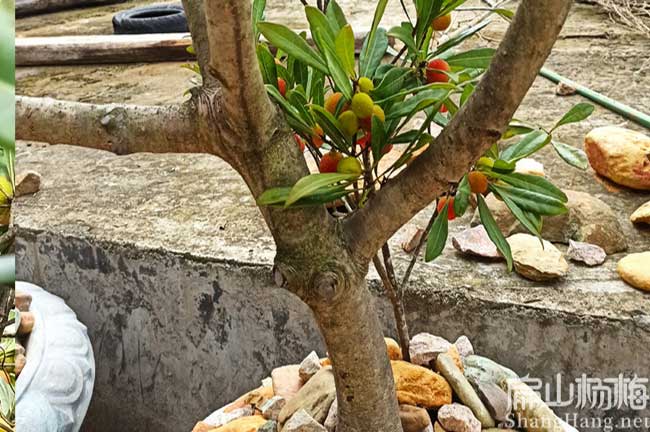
[391,360,453,409]
[385,337,403,361]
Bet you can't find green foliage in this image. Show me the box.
[425,202,449,262]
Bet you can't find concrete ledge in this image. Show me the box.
[15,142,650,431]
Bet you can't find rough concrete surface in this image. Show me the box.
[15,1,650,431]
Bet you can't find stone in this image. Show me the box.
[472,190,627,254]
[225,386,274,413]
[278,367,336,425]
[258,420,278,432]
[192,422,215,432]
[584,126,650,190]
[451,226,501,259]
[15,171,42,197]
[391,360,452,409]
[204,407,254,429]
[437,404,481,432]
[501,379,564,432]
[261,396,286,421]
[507,234,568,281]
[272,365,302,400]
[14,291,32,312]
[617,252,650,292]
[212,415,267,432]
[323,399,337,432]
[453,336,474,358]
[515,158,545,176]
[555,82,577,96]
[435,354,494,428]
[15,353,26,376]
[433,422,446,432]
[282,409,327,432]
[630,201,650,224]
[385,337,403,360]
[299,351,322,383]
[408,333,452,367]
[399,404,431,432]
[462,355,518,388]
[17,311,35,335]
[566,240,606,266]
[442,345,464,373]
[477,382,511,422]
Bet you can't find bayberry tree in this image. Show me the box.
[16,0,586,430]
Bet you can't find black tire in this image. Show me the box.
[112,3,188,34]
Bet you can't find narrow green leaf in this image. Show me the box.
[285,173,358,207]
[491,183,567,216]
[453,175,471,217]
[258,187,291,205]
[431,20,490,58]
[256,43,277,85]
[305,6,337,50]
[258,22,329,74]
[497,172,567,202]
[477,194,513,271]
[335,25,356,78]
[319,30,353,100]
[310,105,350,150]
[252,0,267,41]
[551,140,589,170]
[492,186,542,238]
[460,83,474,106]
[371,116,387,162]
[425,203,449,262]
[326,0,348,34]
[371,67,413,100]
[266,84,313,135]
[446,48,496,69]
[360,27,389,78]
[500,130,551,162]
[387,22,417,53]
[552,102,594,131]
[493,8,514,20]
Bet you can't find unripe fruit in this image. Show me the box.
[325,92,345,114]
[337,156,363,175]
[294,133,305,152]
[426,59,450,84]
[338,111,359,137]
[468,171,489,194]
[351,93,375,119]
[312,124,324,148]
[277,78,287,97]
[476,156,494,168]
[431,13,452,31]
[320,151,343,173]
[437,196,456,220]
[358,77,374,94]
[360,104,386,131]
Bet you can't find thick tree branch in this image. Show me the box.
[181,0,215,86]
[345,0,573,261]
[16,96,206,155]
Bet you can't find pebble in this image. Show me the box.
[299,351,322,383]
[515,158,545,176]
[617,252,650,292]
[261,396,286,421]
[453,336,474,358]
[15,171,42,197]
[477,382,511,422]
[282,409,327,432]
[463,355,518,388]
[258,420,278,432]
[507,234,568,281]
[399,404,431,432]
[630,201,650,225]
[323,399,337,432]
[14,291,32,312]
[278,367,336,425]
[409,333,452,367]
[272,365,302,400]
[566,240,606,266]
[451,225,501,259]
[437,403,481,432]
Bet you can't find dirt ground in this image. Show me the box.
[15,0,650,251]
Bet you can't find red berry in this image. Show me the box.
[358,133,371,151]
[426,59,450,84]
[277,78,287,97]
[320,151,343,173]
[382,144,394,155]
[294,133,305,152]
[439,103,448,113]
[437,196,456,220]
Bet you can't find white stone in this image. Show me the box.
[262,396,287,421]
[453,336,474,358]
[514,158,545,176]
[282,409,327,432]
[507,234,568,281]
[409,333,452,366]
[299,351,322,383]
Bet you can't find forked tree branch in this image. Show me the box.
[16,96,206,155]
[345,0,574,261]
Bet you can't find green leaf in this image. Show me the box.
[477,194,513,271]
[305,6,337,51]
[500,130,551,162]
[360,27,389,78]
[285,173,358,207]
[552,102,594,131]
[266,85,313,135]
[431,20,490,58]
[258,187,292,206]
[252,0,267,41]
[496,172,568,202]
[439,0,470,15]
[387,22,417,53]
[415,0,443,48]
[326,0,348,33]
[386,89,447,120]
[371,116,388,162]
[335,25,356,78]
[453,175,471,217]
[552,140,589,170]
[371,67,412,101]
[319,31,353,100]
[460,83,474,106]
[493,8,514,20]
[256,43,277,85]
[491,183,567,216]
[446,48,496,69]
[258,22,329,74]
[493,187,542,238]
[425,202,449,262]
[258,184,351,207]
[502,121,535,139]
[310,105,350,150]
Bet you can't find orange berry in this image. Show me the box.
[437,196,456,220]
[439,103,448,113]
[325,92,346,114]
[431,13,452,31]
[320,151,343,173]
[468,171,489,194]
[358,132,371,151]
[294,133,305,152]
[277,78,287,97]
[312,125,324,148]
[382,144,394,155]
[426,59,450,84]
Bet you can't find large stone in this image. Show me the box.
[477,382,511,422]
[437,404,481,432]
[278,367,336,425]
[501,379,564,432]
[258,420,278,432]
[472,191,627,254]
[261,396,286,421]
[323,399,337,432]
[566,240,606,266]
[299,351,322,383]
[463,355,518,388]
[584,126,650,190]
[453,336,474,358]
[399,404,432,432]
[272,365,302,400]
[282,409,327,432]
[507,234,568,281]
[617,252,650,292]
[14,291,32,312]
[203,407,254,429]
[515,158,545,177]
[385,337,403,360]
[408,333,452,366]
[212,415,267,432]
[630,201,650,225]
[435,354,494,428]
[15,170,42,197]
[391,360,452,409]
[452,225,501,259]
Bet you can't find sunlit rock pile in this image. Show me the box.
[192,335,576,432]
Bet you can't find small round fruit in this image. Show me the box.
[320,151,343,173]
[360,105,386,131]
[476,156,494,169]
[358,77,374,94]
[468,171,489,194]
[426,59,450,84]
[382,144,394,155]
[312,125,324,148]
[338,111,359,137]
[337,156,363,175]
[439,103,448,114]
[325,92,345,114]
[294,133,305,152]
[437,196,456,220]
[351,93,375,119]
[277,78,287,97]
[431,13,452,31]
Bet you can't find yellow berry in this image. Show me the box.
[338,111,359,137]
[351,93,375,119]
[476,157,494,168]
[337,157,363,175]
[358,77,374,94]
[372,105,385,122]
